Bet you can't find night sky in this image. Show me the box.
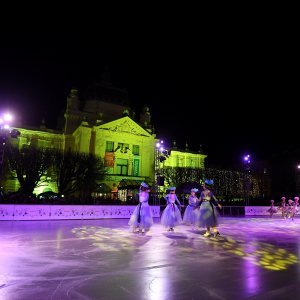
[0,31,298,169]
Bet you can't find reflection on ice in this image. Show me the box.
[0,217,300,299]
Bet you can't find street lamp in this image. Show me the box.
[0,113,13,162]
[154,140,169,205]
[243,154,252,206]
[244,154,250,164]
[0,112,20,186]
[295,164,300,195]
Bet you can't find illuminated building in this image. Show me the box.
[3,81,206,197]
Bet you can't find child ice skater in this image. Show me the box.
[291,196,299,219]
[280,196,287,219]
[161,186,182,232]
[128,182,153,234]
[267,199,277,217]
[183,188,199,229]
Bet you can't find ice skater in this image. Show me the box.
[267,199,277,217]
[128,182,153,234]
[161,186,182,232]
[280,196,287,219]
[286,199,295,220]
[183,188,199,229]
[291,196,299,219]
[195,179,222,237]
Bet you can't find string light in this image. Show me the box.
[160,167,260,200]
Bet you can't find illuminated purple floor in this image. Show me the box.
[1,216,300,299]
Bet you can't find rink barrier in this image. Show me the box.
[220,206,283,216]
[245,206,280,216]
[0,205,285,220]
[0,204,160,221]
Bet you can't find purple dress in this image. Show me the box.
[161,194,182,228]
[267,204,277,214]
[195,190,220,228]
[183,195,198,225]
[128,191,153,231]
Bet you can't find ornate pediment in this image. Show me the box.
[98,117,151,137]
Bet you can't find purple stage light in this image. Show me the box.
[244,154,250,162]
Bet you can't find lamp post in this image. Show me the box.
[295,165,300,195]
[243,154,251,206]
[0,113,12,187]
[0,112,20,187]
[154,140,162,206]
[154,140,168,205]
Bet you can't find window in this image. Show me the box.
[106,141,114,152]
[116,158,128,175]
[118,143,129,153]
[132,145,140,155]
[178,156,183,167]
[189,158,195,168]
[132,159,139,176]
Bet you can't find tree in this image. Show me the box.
[52,150,82,196]
[75,153,107,198]
[6,143,53,195]
[52,150,106,197]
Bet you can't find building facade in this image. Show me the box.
[4,84,206,198]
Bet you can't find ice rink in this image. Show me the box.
[1,216,300,299]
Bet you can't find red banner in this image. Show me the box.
[105,152,115,167]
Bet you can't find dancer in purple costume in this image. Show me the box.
[128,182,153,234]
[279,197,287,219]
[291,197,299,219]
[195,179,222,237]
[267,200,277,217]
[161,187,182,232]
[183,188,199,228]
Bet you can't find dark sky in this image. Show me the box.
[0,31,298,169]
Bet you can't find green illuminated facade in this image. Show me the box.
[5,85,206,196]
[164,150,206,169]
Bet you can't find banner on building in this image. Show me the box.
[104,152,115,167]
